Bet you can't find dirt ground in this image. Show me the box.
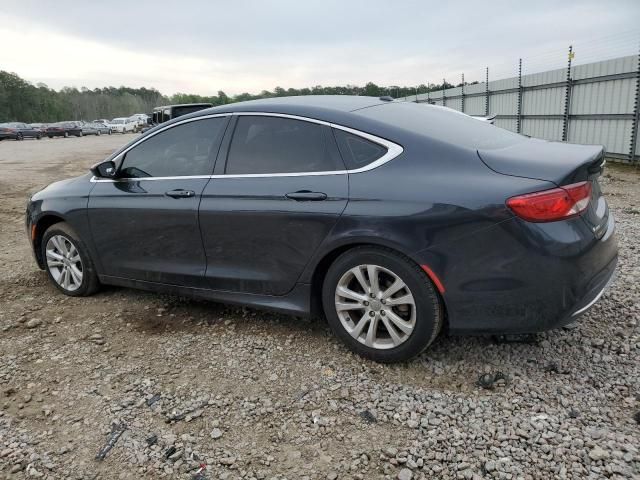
[0,135,638,480]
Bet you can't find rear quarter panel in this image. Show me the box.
[300,136,556,285]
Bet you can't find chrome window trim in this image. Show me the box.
[90,111,403,183]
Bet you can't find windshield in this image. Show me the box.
[355,102,526,150]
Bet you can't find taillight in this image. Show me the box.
[506,181,592,222]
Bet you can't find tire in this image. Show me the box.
[97,130,101,136]
[322,246,443,363]
[16,132,24,141]
[108,130,112,135]
[41,222,100,297]
[78,131,83,137]
[37,134,42,140]
[64,131,69,138]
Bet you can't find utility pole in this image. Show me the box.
[562,45,574,142]
[629,41,640,162]
[442,78,446,107]
[485,67,490,117]
[517,58,523,134]
[461,73,465,113]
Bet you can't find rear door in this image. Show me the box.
[88,115,229,286]
[199,114,349,295]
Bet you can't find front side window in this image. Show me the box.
[226,116,344,174]
[332,129,388,169]
[119,117,227,178]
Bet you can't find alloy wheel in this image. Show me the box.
[335,264,416,349]
[45,235,83,292]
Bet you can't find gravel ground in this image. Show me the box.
[0,135,638,480]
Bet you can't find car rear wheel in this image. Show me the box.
[322,247,443,363]
[78,131,83,137]
[16,132,23,141]
[64,131,69,138]
[97,130,101,136]
[37,134,42,140]
[42,222,99,297]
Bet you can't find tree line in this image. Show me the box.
[0,70,475,123]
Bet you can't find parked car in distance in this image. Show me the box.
[45,122,83,138]
[93,122,112,135]
[78,122,99,136]
[0,122,42,140]
[30,123,50,136]
[108,117,137,134]
[129,114,149,129]
[26,96,617,363]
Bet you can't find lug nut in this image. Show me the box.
[370,293,375,298]
[369,311,375,317]
[364,301,369,306]
[380,310,386,316]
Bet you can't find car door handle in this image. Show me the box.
[165,189,195,198]
[285,191,328,201]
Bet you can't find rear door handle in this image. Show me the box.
[285,190,328,201]
[165,189,195,198]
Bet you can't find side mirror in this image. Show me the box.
[91,160,117,178]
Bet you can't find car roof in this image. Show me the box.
[203,95,388,115]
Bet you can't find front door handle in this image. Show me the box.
[165,189,195,198]
[285,190,328,201]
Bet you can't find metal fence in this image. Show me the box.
[397,53,640,162]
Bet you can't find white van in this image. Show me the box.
[108,117,137,134]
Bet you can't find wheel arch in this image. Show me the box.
[33,214,66,269]
[307,240,449,329]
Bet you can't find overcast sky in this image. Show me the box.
[1,0,638,96]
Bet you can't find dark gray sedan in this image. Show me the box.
[25,96,617,362]
[0,122,42,140]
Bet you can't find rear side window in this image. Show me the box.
[333,129,387,169]
[119,117,227,178]
[226,116,344,174]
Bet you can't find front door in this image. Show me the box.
[199,114,349,295]
[88,115,229,286]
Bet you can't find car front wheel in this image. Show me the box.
[322,246,443,363]
[42,222,99,297]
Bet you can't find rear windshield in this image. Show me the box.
[355,102,526,150]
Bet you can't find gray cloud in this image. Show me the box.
[1,0,638,94]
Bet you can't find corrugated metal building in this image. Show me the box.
[397,55,640,160]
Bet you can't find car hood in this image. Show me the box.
[31,174,92,201]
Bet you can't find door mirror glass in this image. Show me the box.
[91,160,117,178]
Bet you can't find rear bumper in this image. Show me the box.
[568,256,618,323]
[417,212,618,335]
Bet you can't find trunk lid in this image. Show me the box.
[478,139,609,238]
